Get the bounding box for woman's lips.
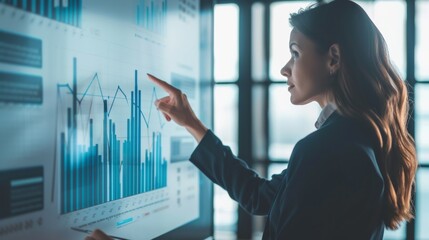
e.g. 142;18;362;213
288;85;295;91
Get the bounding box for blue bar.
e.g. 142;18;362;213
93;145;98;205
75;145;80;210
82;145;86;209
112;122;116;201
130;92;134;196
68;0;73;26
134;71;138;195
55;5;59;21
109;119;113;201
116;140;118;200
134;70;138;195
152;132;155;190
77;0;81;27
61;132;66;213
144;150;148;192
40;0;44;16
48;0;54;18
62;2;65;23
64;3;67;24
83;149;88;208
66;108;73;212
150;0;155;31
31;0;36;13
86;148;90;208
98;155;102;205
138;90;141;193
71;0;76;26
126;118;130;197
91;146;96;206
145;151;149;191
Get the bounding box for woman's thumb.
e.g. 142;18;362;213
156;101;172;114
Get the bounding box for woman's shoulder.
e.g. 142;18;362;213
293;113;377;161
302;112;372;144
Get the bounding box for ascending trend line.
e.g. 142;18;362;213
53;57;168;212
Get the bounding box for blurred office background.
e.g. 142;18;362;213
211;0;429;239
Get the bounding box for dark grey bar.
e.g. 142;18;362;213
0;72;43;104
0;30;42;68
0;166;44;219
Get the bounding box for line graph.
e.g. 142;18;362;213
56;57;167;214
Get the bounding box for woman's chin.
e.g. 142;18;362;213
289;96;308;105
289;97;300;105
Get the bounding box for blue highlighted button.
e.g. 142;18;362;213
116;217;134;227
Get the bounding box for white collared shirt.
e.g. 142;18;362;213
315;103;337;129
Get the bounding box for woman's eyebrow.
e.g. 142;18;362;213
289;42;301;50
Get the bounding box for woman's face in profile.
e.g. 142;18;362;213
280;28;333;107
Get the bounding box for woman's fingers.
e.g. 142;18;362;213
156;101;174;115
147;73;196;127
147;76;176;122
156;96;170;104
147;73;179;95
88;229;113;240
163;112;172;121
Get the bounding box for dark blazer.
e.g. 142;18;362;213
190;111;385;240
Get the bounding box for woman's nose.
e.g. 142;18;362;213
280;62;291;78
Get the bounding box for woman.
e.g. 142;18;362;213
87;0;417;239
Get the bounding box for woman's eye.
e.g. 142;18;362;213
291;50;299;58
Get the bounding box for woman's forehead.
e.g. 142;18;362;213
289;28;314;50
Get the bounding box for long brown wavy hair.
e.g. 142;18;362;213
289;0;417;230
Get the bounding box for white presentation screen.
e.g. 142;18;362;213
0;0;214;239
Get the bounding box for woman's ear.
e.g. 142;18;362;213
328;43;341;75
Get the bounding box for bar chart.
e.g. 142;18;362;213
136;0;166;35
0;0;82;27
58;58;167;214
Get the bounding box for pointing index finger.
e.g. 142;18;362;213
147;73;178;95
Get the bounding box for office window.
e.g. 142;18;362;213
252;2;266;82
383;224;406;239
268;163;288;178
358;0;406;79
252;85;267;160
415;1;429;238
416;0;429;80
268;84;320;160
214;4;239;82
417;168;429;239
416;84;429;239
269;1;313;81
213;4;239;236
268;1;321;162
416;84;429;164
214;86;238;153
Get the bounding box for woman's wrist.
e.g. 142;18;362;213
185;119;208;143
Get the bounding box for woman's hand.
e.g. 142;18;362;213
147;73;208;142
85;229;113;240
